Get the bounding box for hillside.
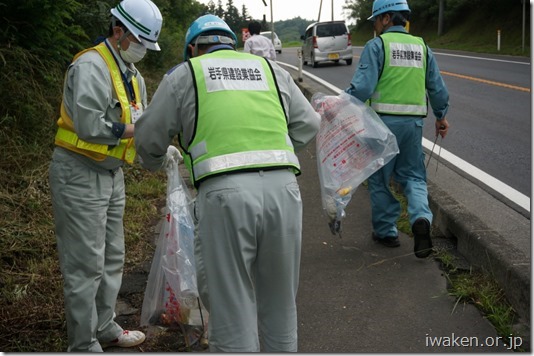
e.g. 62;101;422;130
272;4;530;56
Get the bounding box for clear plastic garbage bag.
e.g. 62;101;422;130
312;92;399;236
140;154;201;327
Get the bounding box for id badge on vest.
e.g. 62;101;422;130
130;102;144;123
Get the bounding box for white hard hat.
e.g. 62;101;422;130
111;0;163;51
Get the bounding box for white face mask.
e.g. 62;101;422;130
119;41;147;64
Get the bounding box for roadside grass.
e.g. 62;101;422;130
0;49;172;351
390;184;521;348
122;166;167;268
284;40;303;49
0;124;167;351
349;14;529;57
417;10;530;56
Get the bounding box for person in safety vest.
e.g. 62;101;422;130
134;14;320;352
48;0;162;351
345;0;450;258
243;20;276;61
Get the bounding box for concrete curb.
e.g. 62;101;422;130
429;181;531;323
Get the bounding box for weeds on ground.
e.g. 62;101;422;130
0;124;66;351
434;248;524;351
391;184;520;349
0;123;167;351
445;268;516;338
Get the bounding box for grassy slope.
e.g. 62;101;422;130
350;7;530;56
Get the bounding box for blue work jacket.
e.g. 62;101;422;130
345;26;449;120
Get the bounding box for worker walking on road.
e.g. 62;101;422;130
345;0;450;258
134;14;320;352
48;0;163;351
243;20;277;61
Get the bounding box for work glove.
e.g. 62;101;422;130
164;145;183;169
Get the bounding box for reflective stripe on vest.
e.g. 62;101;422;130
370;32;427;116
54;41;139;164
186;50;300;187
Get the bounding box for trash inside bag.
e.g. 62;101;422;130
312;92;399;236
140;153;205;328
163;165;197;310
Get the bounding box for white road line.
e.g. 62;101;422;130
278;61;531;213
421;139;531;212
434;52;530;65
278;62;342;94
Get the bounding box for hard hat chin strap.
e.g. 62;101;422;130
111;16;131;44
118;29;131;44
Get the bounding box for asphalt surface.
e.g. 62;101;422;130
289;67;530;352
114;65;531;353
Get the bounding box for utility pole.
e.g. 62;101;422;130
437;0;444;36
522;0;526;53
331;0;334;21
270;0;274;46
262;0;267;28
261;0;274;47
318;0;323;21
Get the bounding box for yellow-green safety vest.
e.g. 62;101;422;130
370;32;428;116
54;41;139;164
183;50;300;187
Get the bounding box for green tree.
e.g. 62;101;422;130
0;0;87;140
0;0;209;141
141;0;206;69
241;4;251;22
343;0;373;25
224;0;241;32
0;0;87;61
271;17;315;41
215;0;225;18
206;0;216;14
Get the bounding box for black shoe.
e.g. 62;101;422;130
412;218;433;258
372;232;400;247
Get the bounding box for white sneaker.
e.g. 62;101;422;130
101;330;146;348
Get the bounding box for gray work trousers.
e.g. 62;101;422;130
194;169;303;352
49;148;125;352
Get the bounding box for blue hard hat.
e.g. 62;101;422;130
183;14;237;60
367;0;411;20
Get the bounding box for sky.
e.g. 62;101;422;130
196;0;353;23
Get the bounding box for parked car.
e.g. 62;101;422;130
301;21;353;67
260;31;282;53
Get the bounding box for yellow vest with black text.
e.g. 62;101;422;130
370;32;428;116
184;50;300;187
54;42;139;164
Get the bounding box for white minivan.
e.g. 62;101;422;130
301;21;353;67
